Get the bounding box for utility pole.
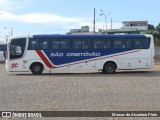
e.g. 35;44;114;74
100;10;111;33
4;27;13;37
6;35;8;44
11;28;13;36
93;8;96;34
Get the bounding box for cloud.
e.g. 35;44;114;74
0;10;86;25
0;0;31;11
18;13;83;25
0;11;16;20
0;10;122;34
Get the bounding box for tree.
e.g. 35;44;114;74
156;23;160;31
148;24;154;31
153;23;160;46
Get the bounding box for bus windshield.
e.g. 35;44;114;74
10;38;26;59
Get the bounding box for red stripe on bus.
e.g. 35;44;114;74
36;50;53;68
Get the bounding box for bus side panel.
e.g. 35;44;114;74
77;61;96;70
124;49;152;69
54;64;78;70
102;54;124;70
151;48;155;67
25;51;50;71
55;60;96;70
9;59;25;71
147;34;155;68
96;59;103;69
9;50;47;72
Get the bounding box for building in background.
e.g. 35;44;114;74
122;21;148;30
107;21;148;34
68;21;149;35
68;26;97;34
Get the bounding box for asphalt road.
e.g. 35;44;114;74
0;63;160;120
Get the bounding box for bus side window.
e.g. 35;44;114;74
39;39;49;50
81;40;90;49
72;39;90;50
113;39;124;49
51;40;60;49
144;38;150;49
72;40;81;49
0;45;2;51
125;39;132;49
61;39;70;49
28;39;37;50
93;39;102;49
134;39;143;49
103;39;111;49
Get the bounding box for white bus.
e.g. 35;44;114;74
0;44;6;62
5;34;155;74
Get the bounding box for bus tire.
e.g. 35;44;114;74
30;63;43;75
103;62;117;74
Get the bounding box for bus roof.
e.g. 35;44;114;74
33;34;150;39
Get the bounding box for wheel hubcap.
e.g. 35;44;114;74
34;66;40;72
109;66;112;70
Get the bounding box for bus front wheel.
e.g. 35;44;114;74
103;62;116;74
30;63;43;75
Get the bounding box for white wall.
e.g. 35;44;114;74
124;26;148;30
123;23;148;30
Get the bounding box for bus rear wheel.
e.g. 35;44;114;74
103;62;116;74
30;63;43;75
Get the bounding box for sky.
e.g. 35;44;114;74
0;0;160;42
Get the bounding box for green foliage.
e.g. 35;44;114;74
156;23;160;30
153;32;160;46
145;30;153;34
148;24;154;31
